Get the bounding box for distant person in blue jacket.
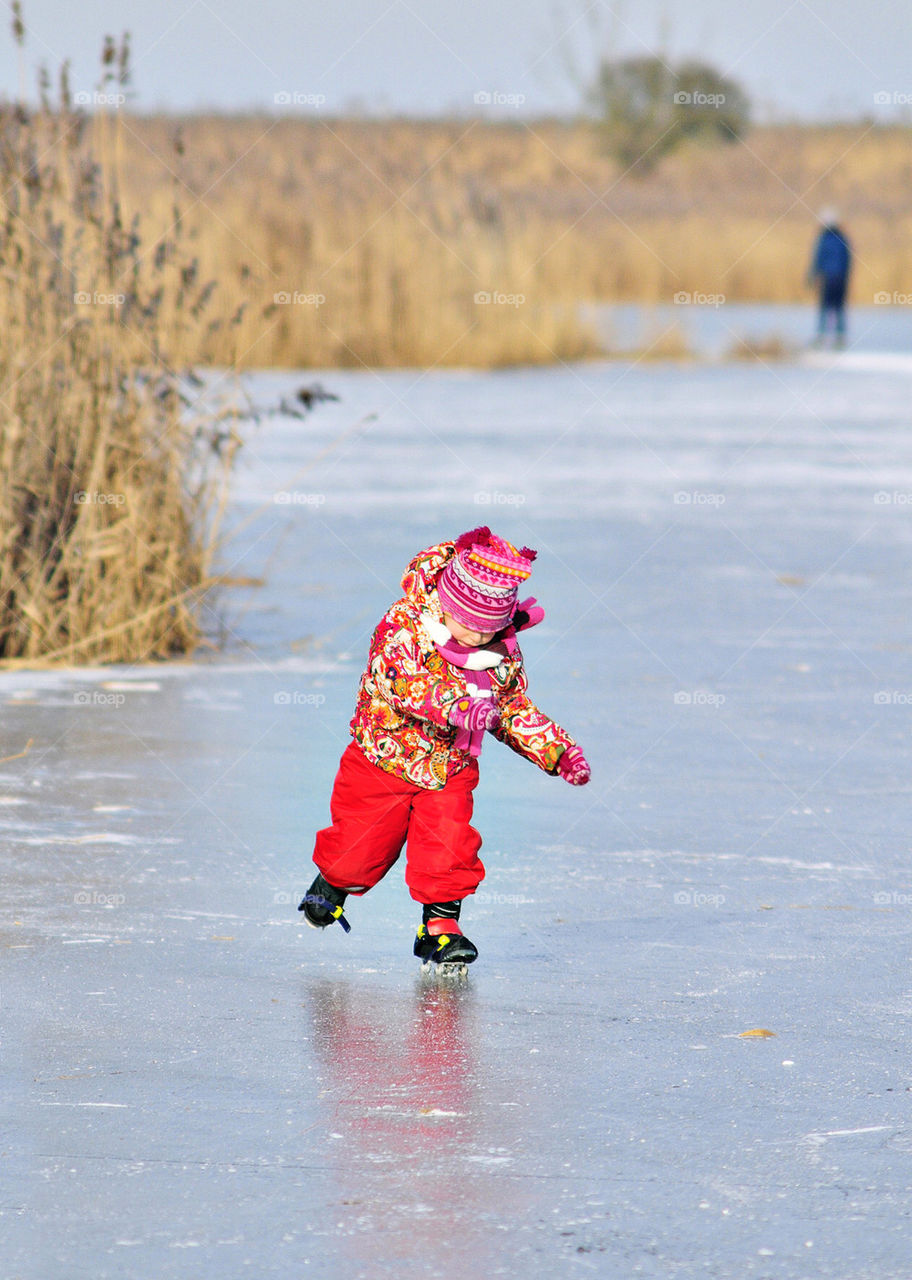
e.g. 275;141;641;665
808;208;851;348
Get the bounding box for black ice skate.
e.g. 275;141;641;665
414;901;477;975
298;873;351;932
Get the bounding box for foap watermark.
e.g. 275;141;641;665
74;291;125;307
674;91;726;106
274;91;326;108
874;691;912;705
74;889;126;906
874;491;912;505
74;90;125;108
474;290;525;308
474;891;534;906
874;291;912;305
674;690;725;707
273;291;325;307
75;490;125;506
674;889;725;907
674;291;725;307
73;691;125;709
474;90;526;108
274;691;326;707
474;490;526;506
873;890;912;905
674;491;725;507
273;491;325;506
874;91;912;106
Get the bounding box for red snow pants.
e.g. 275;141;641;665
313;741;484;905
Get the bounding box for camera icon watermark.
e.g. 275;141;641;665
674;91;725;107
874;90;912;105
874;690;912;705
474;290;525;307
74;889;126;906
273;691;327;707
673;491;725;507
474;491;526;506
873;291;912;305
74;291;126;307
74;90;125;108
673;290;725;307
674;690;725;707
874;889;912;905
274;91;326;108
73;690;126;708
272;491;326;506
474;891;534;905
74;490;126;506
273;291;325;307
674;889;725;907
473;90;525;108
874;491;912;505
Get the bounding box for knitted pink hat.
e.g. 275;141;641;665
436;527;536;632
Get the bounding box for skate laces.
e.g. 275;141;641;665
415;920;477;968
321;898;351;933
299;892;351;932
416;920;464;956
425;917;463;938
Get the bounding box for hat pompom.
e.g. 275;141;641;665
518;546;537;563
455;526;492;553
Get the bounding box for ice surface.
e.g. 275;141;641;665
4;339;912;1277
596;301;912;361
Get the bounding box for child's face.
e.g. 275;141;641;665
443;612;497;647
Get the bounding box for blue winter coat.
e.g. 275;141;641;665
812;227;851;281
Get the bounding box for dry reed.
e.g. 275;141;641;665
106;115;912;370
0;47;237;664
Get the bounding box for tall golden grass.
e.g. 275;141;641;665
109;114;912;369
0;64;238;664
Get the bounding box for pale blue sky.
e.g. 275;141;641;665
1;0;909;120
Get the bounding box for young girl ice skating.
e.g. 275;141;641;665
299;527;590;969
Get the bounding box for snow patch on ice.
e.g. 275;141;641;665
0;653;335;692
751;854;873;874
805;1125;892;1141
802;352;912;374
101;680;162;691
17;832;140;846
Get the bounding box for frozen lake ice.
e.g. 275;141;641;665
595;300;912;360
4;344;912;1277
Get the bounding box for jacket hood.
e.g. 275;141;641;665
400;540;456;615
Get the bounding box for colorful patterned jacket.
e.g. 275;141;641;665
349;539;577;789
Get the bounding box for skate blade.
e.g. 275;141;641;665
420;960;469;980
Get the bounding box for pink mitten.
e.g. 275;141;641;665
448;695;501;735
557;746;590;786
513;596;545;632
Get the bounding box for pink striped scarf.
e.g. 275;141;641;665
421;606;541;757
